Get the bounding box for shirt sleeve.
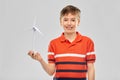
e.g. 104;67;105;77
48;41;55;63
86;39;96;63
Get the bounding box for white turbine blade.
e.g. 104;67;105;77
32;16;43;35
33;16;36;26
32;30;35;51
33;16;36;31
32;16;37;51
32;16;44;51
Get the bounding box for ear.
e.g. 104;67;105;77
77;19;80;26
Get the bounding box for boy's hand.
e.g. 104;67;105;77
28;50;43;62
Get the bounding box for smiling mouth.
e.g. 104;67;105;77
66;26;73;30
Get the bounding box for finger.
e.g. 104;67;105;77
32;52;34;56
34;54;38;59
28;50;33;55
28;52;33;56
33;54;38;60
28;51;34;57
35;52;38;55
35;53;40;58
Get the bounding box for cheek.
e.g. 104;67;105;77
60;21;63;26
60;20;64;26
61;22;66;27
72;22;77;26
75;21;80;26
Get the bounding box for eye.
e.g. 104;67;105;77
64;19;68;21
71;19;75;22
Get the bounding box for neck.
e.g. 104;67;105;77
64;32;77;42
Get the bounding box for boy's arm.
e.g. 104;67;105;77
28;50;55;76
87;63;95;80
39;58;55;76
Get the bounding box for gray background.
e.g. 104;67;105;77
0;0;120;80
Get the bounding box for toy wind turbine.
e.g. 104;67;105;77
32;17;43;51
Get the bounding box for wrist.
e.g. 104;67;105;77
38;58;43;62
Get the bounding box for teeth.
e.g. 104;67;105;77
66;27;72;29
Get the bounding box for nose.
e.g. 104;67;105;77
68;20;71;25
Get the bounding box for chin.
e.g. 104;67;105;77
64;31;76;34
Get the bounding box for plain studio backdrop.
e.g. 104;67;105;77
0;0;120;80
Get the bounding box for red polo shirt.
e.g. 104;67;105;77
48;32;96;80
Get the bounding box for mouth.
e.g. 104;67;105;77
65;26;73;30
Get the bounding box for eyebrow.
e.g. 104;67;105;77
63;17;76;20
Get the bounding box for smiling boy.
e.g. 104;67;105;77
28;5;96;80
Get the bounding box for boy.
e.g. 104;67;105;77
28;5;96;80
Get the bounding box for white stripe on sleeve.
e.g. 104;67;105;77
86;52;95;55
48;52;54;55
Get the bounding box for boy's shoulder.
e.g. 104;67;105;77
81;35;94;44
82;35;92;40
49;35;62;44
77;32;94;43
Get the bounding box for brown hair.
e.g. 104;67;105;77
60;5;81;20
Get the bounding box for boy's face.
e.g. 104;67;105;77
60;13;80;34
